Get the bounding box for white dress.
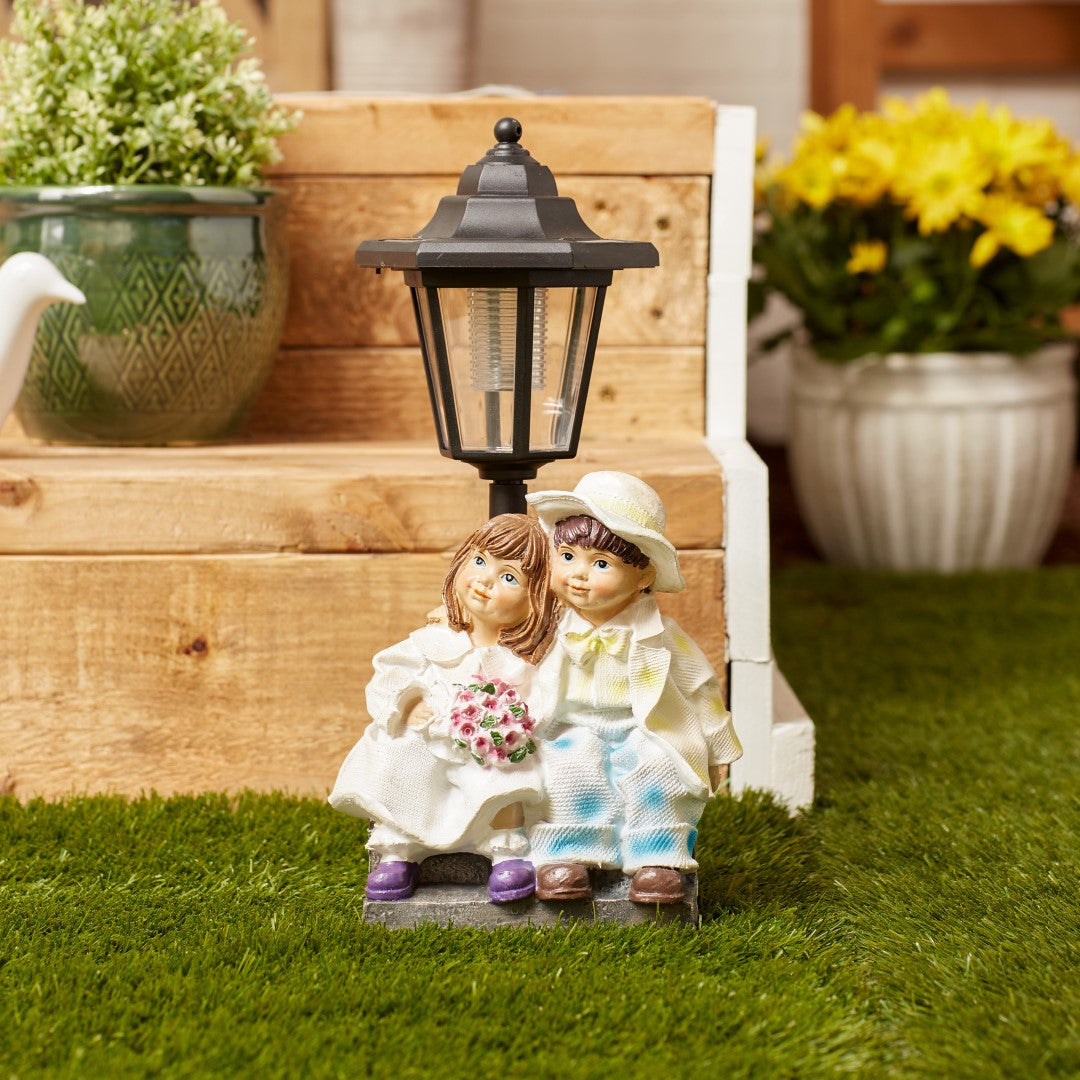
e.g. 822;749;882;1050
328;624;544;858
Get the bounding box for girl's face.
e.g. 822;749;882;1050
552;543;656;626
455;548;531;643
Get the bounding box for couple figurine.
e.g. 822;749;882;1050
329;471;742;907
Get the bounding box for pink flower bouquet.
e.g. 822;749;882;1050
449;676;537;767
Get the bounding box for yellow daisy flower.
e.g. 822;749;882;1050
894;137;991;234
778;150;838;209
846;240;888;275
970;195;1055;268
1060;156;1080;206
837;135;897;205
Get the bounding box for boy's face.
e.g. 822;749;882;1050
552;543;656;626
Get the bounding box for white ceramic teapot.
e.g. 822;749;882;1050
0;253;86;430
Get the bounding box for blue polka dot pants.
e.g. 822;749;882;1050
529;722;706;872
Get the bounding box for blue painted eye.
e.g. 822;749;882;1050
473;555;486;568
595;558;610;570
560;551;574;563
500;572;519;587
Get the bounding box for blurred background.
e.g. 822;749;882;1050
41;0;1071;450
6;0;1075;556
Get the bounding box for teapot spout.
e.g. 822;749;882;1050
0;253;86;432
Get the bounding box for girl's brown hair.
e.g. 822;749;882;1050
443;515;559;664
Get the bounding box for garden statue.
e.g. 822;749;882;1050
330;471;741;916
525;471;742;905
329;514;558;904
0;253;85;429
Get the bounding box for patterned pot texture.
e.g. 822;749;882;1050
789;344;1078;570
0;185;288;444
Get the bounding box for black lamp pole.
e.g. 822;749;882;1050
356;118;657;518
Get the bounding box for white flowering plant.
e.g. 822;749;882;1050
0;0;297;187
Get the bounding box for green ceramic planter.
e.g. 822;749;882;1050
0;185;289;444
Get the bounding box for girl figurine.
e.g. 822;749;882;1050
329;514;559;904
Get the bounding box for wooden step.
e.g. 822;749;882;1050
0;438;724;554
0;438;728;801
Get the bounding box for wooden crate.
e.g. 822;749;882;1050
0;96;750;802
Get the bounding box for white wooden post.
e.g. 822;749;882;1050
705;105;814;811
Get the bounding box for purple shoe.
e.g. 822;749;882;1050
365;860;420;901
488;859;535;903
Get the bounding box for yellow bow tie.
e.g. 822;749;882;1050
564;626;631;666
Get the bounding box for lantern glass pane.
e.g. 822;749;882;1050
535;286;597;452
414;287;450;448
434;285;597;455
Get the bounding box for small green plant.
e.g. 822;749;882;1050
0;0;297;187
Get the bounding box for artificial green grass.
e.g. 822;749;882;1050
2;566;1079;1078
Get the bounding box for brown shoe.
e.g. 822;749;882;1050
536;862;592;901
628;866;685;904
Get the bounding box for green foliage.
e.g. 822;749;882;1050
773;566;1080;1076
755;92;1080;360
755;195;1080;361
0;0;297;187
2;568;1080;1076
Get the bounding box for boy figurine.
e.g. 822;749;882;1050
526;471;742;905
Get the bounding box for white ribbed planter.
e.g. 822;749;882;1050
789;345;1078;571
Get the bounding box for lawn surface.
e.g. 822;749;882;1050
2;566;1078;1078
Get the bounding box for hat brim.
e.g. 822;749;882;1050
527;488;686;593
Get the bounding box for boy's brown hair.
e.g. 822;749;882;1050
552;514;651;570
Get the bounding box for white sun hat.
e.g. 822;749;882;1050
526;470;685;593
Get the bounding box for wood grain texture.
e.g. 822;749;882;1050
246;345;705;441
881;2;1080;73
278;175;709;350
0;439;725;554
0;549;725;800
811;0;1080;114
221;0;330;91
810;0;880;113
270;96;717;177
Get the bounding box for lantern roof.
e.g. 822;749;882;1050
355;117;660;272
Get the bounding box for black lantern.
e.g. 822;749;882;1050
356;117;659;517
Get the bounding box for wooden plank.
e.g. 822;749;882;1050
0;549;725;800
882;2;1080;73
247;345;704;442
277;175;709;350
810;0;880;113
0;439;725;555
271;96;717;177
221;0;330;91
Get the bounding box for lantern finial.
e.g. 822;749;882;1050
494;117;522;145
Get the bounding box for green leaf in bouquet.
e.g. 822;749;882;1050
508;705;525;718
480;715;497;729
490;731;504;746
453;740;468;749
479;683;496;695
508;748;528;763
525;741;536;755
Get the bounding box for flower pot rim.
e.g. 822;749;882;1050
797;341;1077;371
0;184;283;207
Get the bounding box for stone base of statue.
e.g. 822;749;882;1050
362;853;699;929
